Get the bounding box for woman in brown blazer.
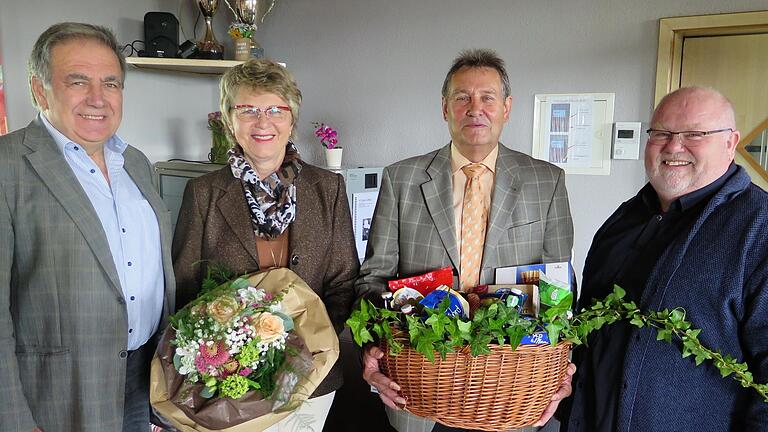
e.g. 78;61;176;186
172;59;359;429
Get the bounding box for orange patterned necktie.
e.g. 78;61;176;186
459;163;488;291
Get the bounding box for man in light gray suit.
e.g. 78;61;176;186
0;23;174;432
356;49;575;432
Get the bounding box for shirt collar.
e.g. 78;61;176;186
450;143;498;175
39;113;127;156
642;163;738;213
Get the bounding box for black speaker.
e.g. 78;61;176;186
143;12;179;58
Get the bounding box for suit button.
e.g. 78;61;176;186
119;350;128;359
291;254;299;266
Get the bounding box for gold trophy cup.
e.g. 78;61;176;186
224;0;277;58
196;0;225;59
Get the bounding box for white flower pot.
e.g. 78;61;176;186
324;147;343;168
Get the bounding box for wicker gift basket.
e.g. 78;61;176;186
380;332;571;431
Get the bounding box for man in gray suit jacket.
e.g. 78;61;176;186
0;23;175;432
356;49;575;432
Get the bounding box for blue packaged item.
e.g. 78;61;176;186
479;287;528;314
520;331;550;345
419;287;469;318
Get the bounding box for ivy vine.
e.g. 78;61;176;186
346;286;768;402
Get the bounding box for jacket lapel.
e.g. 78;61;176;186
288;168;320;275
422;145;459;269
216;174;260;265
21;118;124;298
479;145;523;284
484;145;522;254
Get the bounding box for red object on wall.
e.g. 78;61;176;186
0;44;7;135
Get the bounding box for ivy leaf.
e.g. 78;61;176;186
547;322;563;347
415;338;436;363
457;320;472;340
656;328;673;343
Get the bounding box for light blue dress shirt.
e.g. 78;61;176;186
40;114;164;350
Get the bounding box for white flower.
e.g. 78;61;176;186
238;286;267;304
178;354;197;375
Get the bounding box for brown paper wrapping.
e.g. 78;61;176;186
150;268;340;431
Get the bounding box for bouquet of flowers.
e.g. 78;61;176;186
151;268;340;432
171;276;302;401
227;23;255;40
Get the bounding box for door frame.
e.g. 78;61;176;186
653;10;768;182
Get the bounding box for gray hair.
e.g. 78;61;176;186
28;22;126;108
219;59;302;139
441;49;511;99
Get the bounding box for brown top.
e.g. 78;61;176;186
256;230;290;269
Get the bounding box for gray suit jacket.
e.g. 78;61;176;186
355;143;573;300
0;118;176;432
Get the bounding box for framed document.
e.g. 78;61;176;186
532;93;615;175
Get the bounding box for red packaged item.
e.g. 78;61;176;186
387;267;454;296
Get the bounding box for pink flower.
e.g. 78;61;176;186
195;341;230;372
312;122;340;149
239;367;253;376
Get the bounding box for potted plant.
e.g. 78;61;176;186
208;111;231;164
313;122;342;167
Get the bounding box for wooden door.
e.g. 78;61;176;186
654;11;768;190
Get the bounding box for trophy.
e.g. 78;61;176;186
196;0;224;59
224;0;278;59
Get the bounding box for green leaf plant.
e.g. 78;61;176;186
347;286;768;402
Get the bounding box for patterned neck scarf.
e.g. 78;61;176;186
228;142;303;240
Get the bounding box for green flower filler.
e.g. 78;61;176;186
220;375;250;399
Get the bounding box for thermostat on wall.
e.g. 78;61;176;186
612;122;642;160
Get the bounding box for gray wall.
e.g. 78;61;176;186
2;0;766;288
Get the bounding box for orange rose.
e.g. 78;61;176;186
207;295;241;324
255;312;284;342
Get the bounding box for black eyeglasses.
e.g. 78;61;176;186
646;128;733;145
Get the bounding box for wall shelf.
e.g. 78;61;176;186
125;57;243;75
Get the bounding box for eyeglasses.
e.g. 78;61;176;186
646;128;733;145
231;104;291;122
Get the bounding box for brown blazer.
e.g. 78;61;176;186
172;163;359;396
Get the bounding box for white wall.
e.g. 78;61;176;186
2;0;766;287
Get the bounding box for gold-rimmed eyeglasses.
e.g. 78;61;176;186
231;104;291;122
646;128;733;145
